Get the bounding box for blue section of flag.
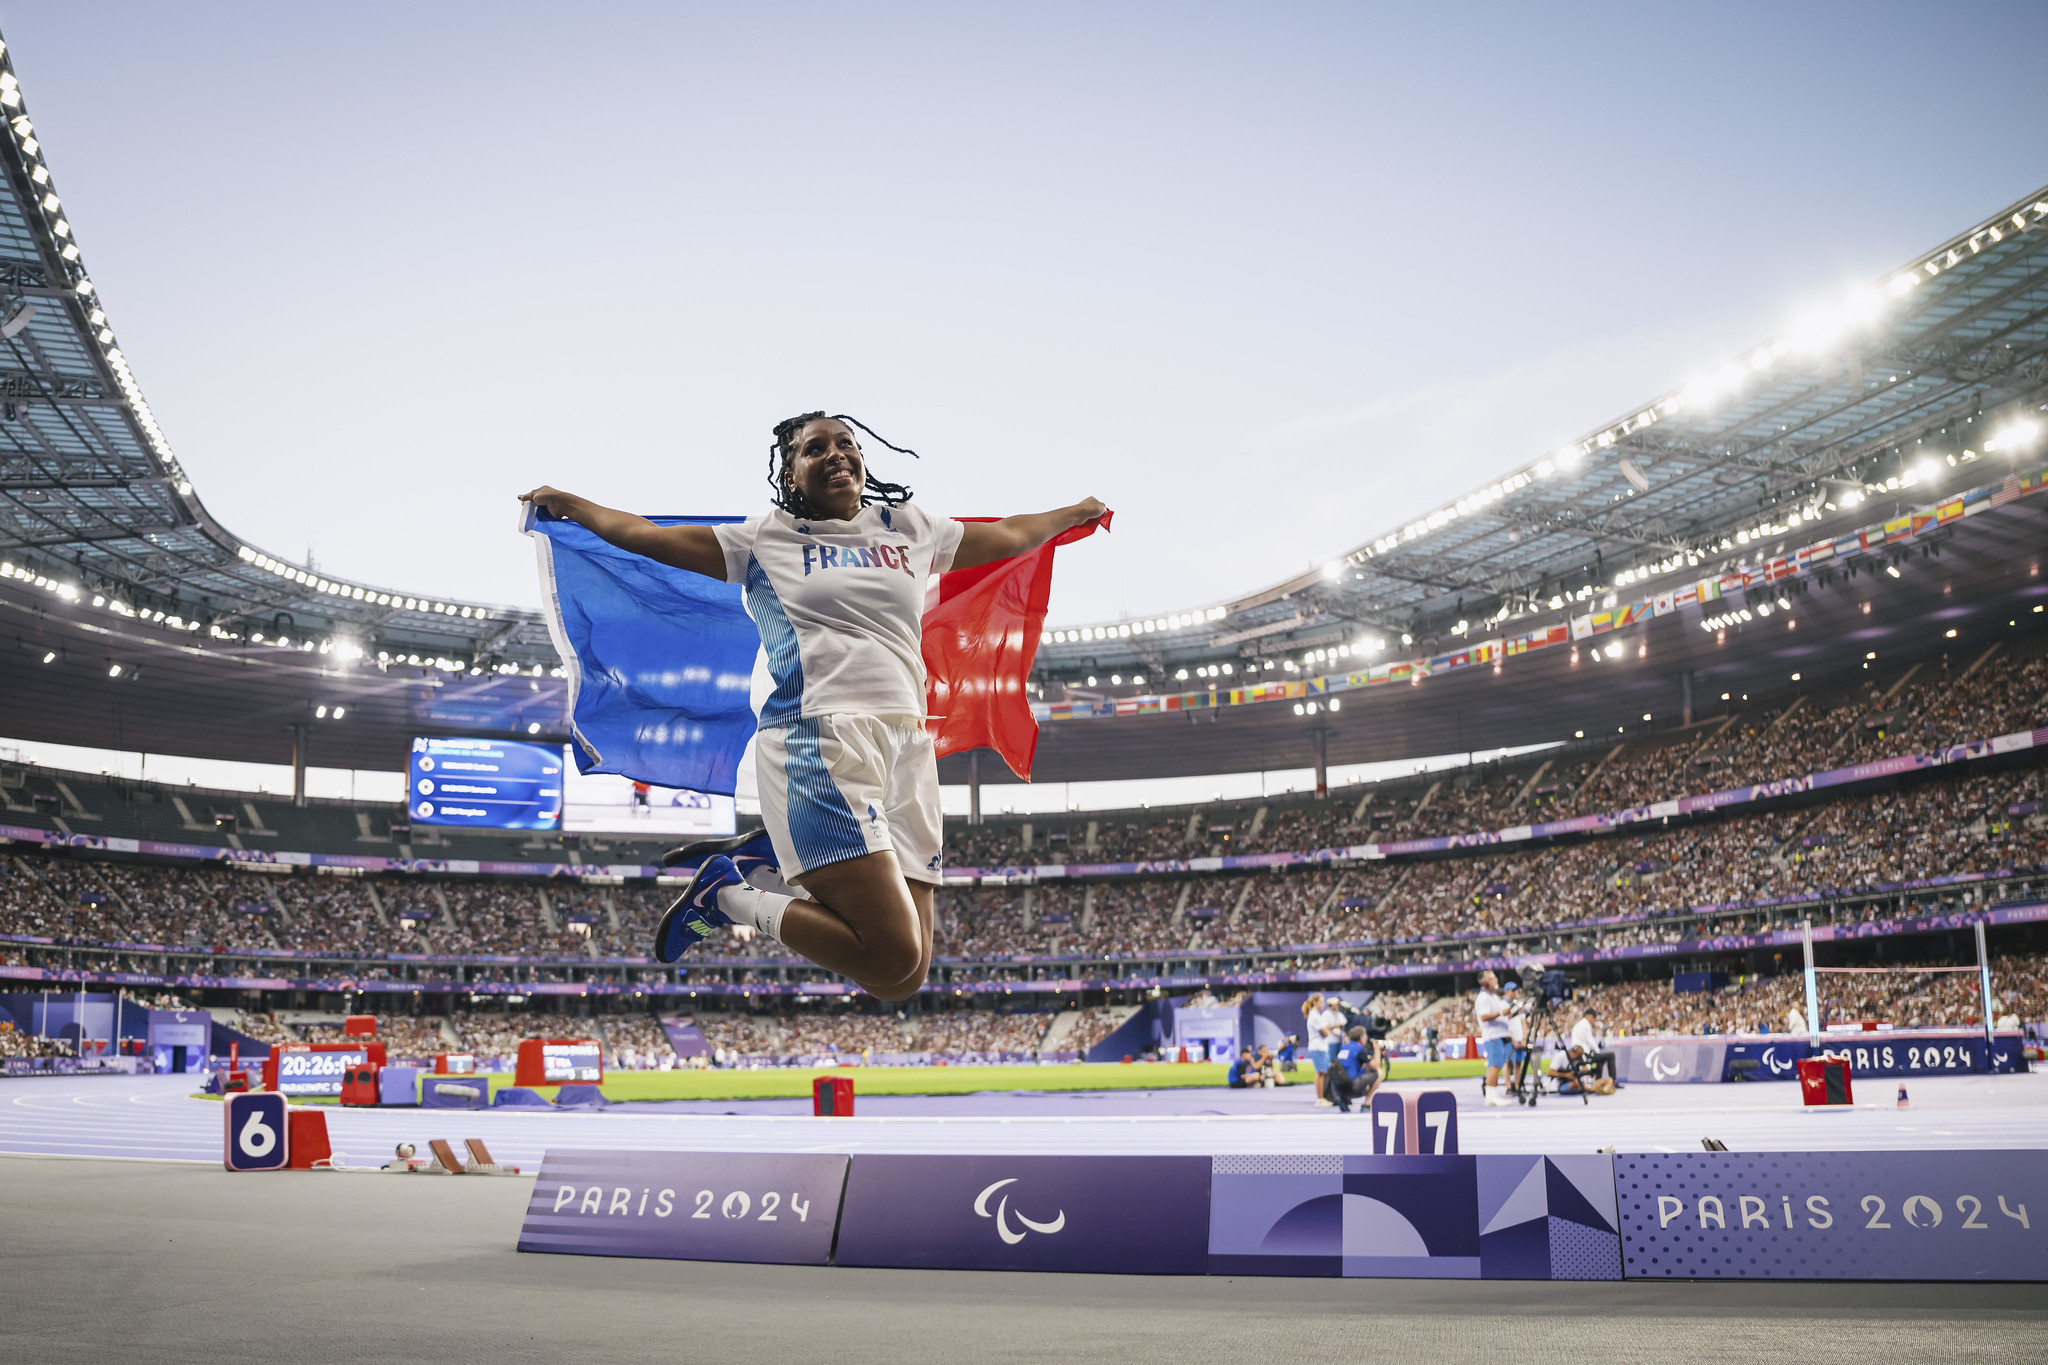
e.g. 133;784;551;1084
527;508;760;797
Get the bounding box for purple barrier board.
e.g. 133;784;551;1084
519;1150;848;1265
1207;1154;1620;1280
834;1154;1210;1274
1613;1030;2029;1084
1614;1151;2048;1280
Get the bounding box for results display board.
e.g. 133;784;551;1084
408;737;561;829
272;1047;368;1097
560;768;735;838
516;1038;604;1086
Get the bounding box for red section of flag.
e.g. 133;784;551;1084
922;512;1111;779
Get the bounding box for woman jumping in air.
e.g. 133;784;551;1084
520;411;1104;1001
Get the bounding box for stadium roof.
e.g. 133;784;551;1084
0;35;558;679
1032;184;2048;685
0;20;2043;784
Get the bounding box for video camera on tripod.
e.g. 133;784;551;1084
1329;998;1391;1041
1503;964;1576;1107
1517;964;1573;1008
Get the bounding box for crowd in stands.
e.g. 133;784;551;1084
1064;1004;1136;1056
600;1015;676;1068
0;1023;74;1058
942;647;2048;868
911;1010;1050;1055
3;757;2041;973
1386;950;2046;1043
300;1015;446;1056
684;1007;1059;1058
454;1012;599;1059
1;646;2043;981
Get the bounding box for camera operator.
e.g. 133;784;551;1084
1474;970;1513;1107
1569;1005;1618;1091
1326;1025;1385;1112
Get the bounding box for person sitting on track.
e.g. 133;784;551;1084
522;412;1103;1002
1226;1049;1258;1088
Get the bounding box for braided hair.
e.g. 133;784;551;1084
766;411;918;519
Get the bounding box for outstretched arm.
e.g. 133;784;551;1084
520;486;727;580
952;497;1108;572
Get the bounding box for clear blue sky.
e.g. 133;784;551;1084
7;2;2043;626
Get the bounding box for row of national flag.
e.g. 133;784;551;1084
1039;461;2048;723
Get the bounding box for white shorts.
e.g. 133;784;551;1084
755;713;944;886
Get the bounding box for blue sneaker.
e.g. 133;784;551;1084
663;828;777;879
653;854;743;963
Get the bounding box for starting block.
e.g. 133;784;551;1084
286;1108;333;1169
1798;1055;1854;1106
1367;1089;1460;1155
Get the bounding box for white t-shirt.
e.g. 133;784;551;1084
715;503;963;728
1310;1006;1345;1048
1475;989;1510;1039
1785;1006;1809;1035
1570;1017;1599;1054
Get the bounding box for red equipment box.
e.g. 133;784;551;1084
435;1053;477;1074
342;1014;378;1038
1798;1055;1853;1106
286;1108;333;1169
814;1075;854;1116
339;1062;381;1107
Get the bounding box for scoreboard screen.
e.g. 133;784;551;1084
274;1048;367;1097
541;1042;603;1083
408;737;561;829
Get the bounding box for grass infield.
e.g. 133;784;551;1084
218;1057;1485;1105
474;1056;1482;1103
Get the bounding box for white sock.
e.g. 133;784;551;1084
716;883;792;941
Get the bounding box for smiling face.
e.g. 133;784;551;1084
783;418;865;520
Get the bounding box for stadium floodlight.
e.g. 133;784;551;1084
333;707;345;719
1328;697;1340;712
1220;663;1233;675
107;663;121;677
1885;564;1902;579
40;650;53;663
315;705;328;718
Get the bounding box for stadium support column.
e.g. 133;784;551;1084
1311;727;1328;798
968;749;981;826
290;723;310;808
1976;919;1995;1049
1802;919;1819;1041
1680;671;1694;728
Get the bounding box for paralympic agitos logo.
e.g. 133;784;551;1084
973;1178;1066;1245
